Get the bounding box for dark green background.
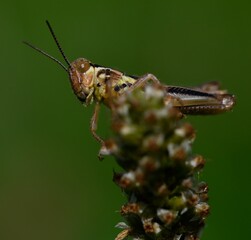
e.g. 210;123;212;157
1;1;250;239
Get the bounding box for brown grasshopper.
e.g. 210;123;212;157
24;21;235;145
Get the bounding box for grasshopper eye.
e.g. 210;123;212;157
77;59;90;73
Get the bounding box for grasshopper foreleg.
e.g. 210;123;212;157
90;102;104;145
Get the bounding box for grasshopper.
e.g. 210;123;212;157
23;21;235;145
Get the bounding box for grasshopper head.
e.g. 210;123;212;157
69;58;95;106
24;22;96;106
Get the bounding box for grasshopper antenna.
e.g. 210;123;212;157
45;20;71;68
23;41;68;72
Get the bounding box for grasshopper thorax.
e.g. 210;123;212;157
69;58;95;105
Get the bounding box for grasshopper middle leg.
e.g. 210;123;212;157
127;73;161;93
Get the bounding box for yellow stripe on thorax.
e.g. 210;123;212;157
93;67;137;104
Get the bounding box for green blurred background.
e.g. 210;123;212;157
1;0;250;239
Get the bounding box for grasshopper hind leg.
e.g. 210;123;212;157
165;85;235;115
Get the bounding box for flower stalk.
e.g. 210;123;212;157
100;85;209;240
